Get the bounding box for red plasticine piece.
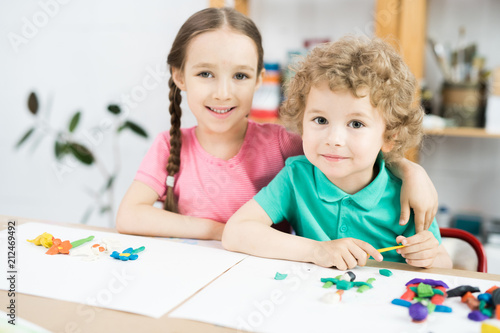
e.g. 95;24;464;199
496;305;500;320
431;286;447;305
431;294;445;305
401;284;418;301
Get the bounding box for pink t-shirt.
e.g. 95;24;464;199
134;120;303;223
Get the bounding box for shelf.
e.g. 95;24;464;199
424;127;500;139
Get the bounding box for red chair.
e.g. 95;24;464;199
440;227;488;273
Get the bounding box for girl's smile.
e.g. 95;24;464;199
206;105;237;119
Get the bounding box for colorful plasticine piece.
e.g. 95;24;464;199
322;281;334;289
406;278;449;289
434;304;452;313
336;280;354;290
321;290;344;304
357;278;376;293
27;232;53;248
70;236;95;249
447;285;480;297
394;278;452;323
379;269;393;277
417;283;435;298
274;272;288;280
110;246;145;261
392;298;412;307
341;271;356;282
481;322;500;333
409;302;428;323
469;310;490;322
46;238;72;255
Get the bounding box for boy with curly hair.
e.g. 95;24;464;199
222;36;452;270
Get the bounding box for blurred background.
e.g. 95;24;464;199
1;0;500;269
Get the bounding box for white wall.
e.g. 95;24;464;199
0;0;205;227
1;0;499;228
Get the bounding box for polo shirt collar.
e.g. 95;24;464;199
314;152;388;210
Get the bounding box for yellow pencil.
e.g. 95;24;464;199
376;245;405;253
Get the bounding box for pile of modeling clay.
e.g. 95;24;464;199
27;232;144;261
319;271;375;304
447;285;500;321
391;278;452;323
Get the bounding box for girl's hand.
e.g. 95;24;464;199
312;238;382;270
399;162;438;233
396;232;439;268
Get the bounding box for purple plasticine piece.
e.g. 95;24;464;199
468;310;489;321
405;278;449;289
409;302;428;322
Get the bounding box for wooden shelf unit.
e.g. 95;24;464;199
424;127;500;139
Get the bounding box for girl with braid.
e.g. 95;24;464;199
116;7;439;241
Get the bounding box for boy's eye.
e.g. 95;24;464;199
198;72;213;78
313;117;328;125
234;73;248;80
349;120;364;129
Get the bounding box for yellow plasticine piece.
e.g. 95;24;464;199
120;253;131;257
27;232;53;248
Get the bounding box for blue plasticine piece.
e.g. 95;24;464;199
478;293;493;304
434;305;453;313
391;298;411;307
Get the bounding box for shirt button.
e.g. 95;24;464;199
340;225;348;232
343;199;351;206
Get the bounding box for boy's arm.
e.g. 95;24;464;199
388;157;438;233
222;199;383;269
222;199;317;262
116;180;224;240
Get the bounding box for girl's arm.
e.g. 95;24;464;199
388;158;438;233
116;181;225;240
222;199;382;269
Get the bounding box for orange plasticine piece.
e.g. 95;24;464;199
461;291;475;303
46;238;72;255
486;286;499;294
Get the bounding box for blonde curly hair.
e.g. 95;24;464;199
281;35;424;164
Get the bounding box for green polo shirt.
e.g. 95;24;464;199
254;154;441;263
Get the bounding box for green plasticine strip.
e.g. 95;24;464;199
131;246;145;254
320;278;339;284
70;236;95;249
323;281;334;288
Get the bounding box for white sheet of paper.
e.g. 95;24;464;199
0;222;246;318
170;256;500;333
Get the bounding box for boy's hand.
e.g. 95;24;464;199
312;238;383;270
396;231;439;268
